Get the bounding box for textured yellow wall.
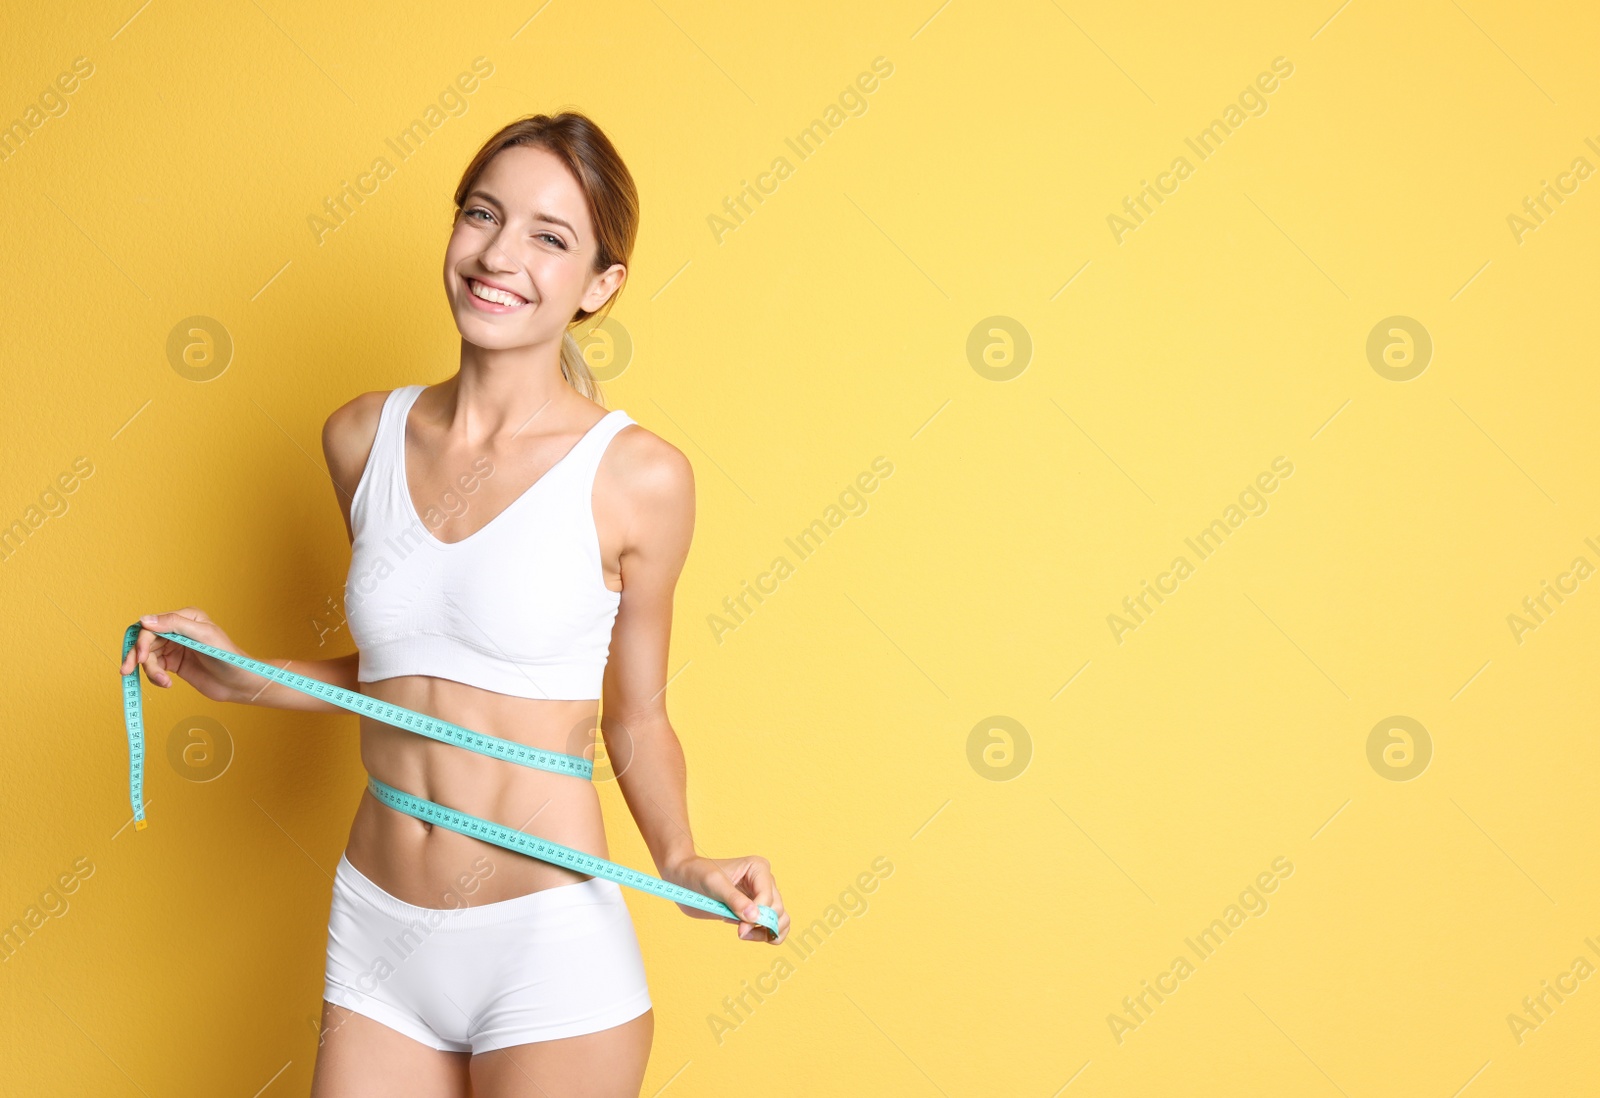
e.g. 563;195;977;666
4;0;1599;1094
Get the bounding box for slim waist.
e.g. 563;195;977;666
334;850;623;929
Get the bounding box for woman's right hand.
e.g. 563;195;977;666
118;608;255;703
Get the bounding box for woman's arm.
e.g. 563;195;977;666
118;611;361;714
231;649;361;712
598;427;789;944
599;432;703;873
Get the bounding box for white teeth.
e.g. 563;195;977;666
469;279;527;306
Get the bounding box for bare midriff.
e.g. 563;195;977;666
341;674;607;909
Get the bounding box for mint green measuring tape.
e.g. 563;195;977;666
119;623;779;935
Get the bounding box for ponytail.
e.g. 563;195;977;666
559;329;603;405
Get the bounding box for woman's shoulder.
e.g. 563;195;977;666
601;413;690;493
321;388;400;497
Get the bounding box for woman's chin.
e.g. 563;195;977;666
453;320;562;353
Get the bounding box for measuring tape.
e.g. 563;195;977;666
119;622;780;936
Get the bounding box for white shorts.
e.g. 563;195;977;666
322;852;652;1054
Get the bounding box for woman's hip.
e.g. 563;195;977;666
322;850;651;1053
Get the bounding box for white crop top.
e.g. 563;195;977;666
343;384;634;700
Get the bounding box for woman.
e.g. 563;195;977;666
117;112;789;1097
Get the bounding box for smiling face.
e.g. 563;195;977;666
443;143;625;352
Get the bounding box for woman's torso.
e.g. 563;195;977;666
344;679;607;906
337;383;633;908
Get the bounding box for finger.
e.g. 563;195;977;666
131;623;160;670
744;920;782;943
739;917;777;943
732;857;780;934
698;872;763;936
122;629;150;677
734;861;786;942
761;888;788;945
142;644;172;688
140;611;201;641
145;631;182;688
138;612;208;684
736;861;783;941
121;625;154;674
742;860;778;909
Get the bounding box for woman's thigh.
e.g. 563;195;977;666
469;1009;654;1098
310;1000;472;1098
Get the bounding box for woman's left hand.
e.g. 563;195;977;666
664;854;788;944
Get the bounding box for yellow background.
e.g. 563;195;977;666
4;0;1599;1093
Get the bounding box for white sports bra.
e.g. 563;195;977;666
343;384;635;701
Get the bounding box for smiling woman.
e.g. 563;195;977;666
443;122;640;405
119;112;789;1098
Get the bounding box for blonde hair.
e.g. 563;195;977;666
453;112;640;405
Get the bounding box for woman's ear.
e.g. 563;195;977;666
582;263;626;313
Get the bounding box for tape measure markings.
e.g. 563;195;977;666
367;775;777;932
119;624;591;820
119;623;778;935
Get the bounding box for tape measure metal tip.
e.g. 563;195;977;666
134;819;148;831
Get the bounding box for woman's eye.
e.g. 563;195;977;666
538;232;566;249
466;208;492;223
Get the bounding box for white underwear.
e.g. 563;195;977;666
322;852;652;1053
